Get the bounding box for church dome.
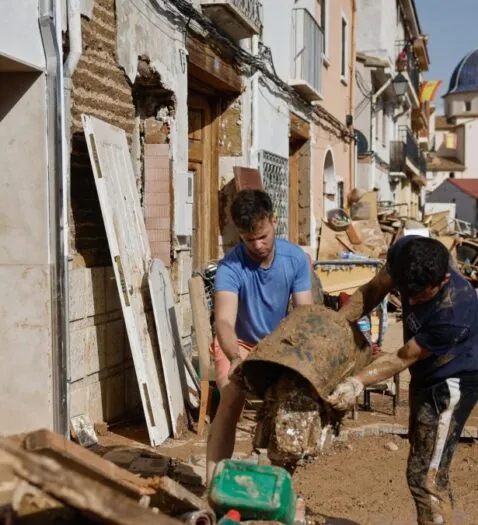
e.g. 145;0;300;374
447;48;478;95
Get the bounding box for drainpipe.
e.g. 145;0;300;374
251;34;260;168
39;0;69;436
62;0;83;436
64;0;82;78
349;0;357;189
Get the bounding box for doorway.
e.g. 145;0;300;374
323;149;337;214
289;113;311;246
188;92;219;269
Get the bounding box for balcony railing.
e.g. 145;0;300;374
395;41;420;97
200;0;262;40
289;8;324;101
233;0;262;29
390;126;426;176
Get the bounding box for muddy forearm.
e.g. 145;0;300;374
216;320;241;362
339;286;379;323
355;352;408;387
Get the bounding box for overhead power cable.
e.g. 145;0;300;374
157;0;354;140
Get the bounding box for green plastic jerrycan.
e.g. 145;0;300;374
208;459;296;524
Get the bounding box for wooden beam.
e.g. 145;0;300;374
0;438;180;525
187;35;242;93
23;429;149;499
290;112;310;141
188;276;214;438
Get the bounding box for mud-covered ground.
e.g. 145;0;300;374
104;319;478;524
294;435;478;525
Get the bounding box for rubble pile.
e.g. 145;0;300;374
254;372;341;469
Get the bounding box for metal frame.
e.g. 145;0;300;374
259;150;289;239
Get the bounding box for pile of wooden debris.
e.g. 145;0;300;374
0;428;214;524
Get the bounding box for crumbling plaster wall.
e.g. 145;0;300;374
68;0;141;425
115;0;193;349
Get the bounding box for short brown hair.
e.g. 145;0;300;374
230;190;273;232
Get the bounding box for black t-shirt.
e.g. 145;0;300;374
387;236;478;384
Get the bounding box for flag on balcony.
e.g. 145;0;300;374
419;80;442;103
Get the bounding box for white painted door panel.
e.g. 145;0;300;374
82;115;170;446
148;259;188;436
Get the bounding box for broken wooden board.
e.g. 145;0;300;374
318;220;353;259
22;429;150;500
148;259;190;437
0;438;181;525
352;220;388;258
147;476;213;516
22;429;213;517
82;114;170;446
315;264;380;295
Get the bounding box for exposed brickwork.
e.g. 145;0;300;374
144;144;171;267
69;0;135;266
71;0;134;136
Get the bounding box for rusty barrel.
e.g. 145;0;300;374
241;304;372;401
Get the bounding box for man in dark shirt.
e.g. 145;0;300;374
329;236;478;525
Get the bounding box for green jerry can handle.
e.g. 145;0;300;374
208;459;296;525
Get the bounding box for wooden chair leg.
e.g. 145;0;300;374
197;380;211;438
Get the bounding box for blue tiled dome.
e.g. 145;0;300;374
448;49;478;94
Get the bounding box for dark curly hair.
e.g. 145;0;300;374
230;189;274;232
393;237;450;296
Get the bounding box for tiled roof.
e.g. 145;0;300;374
435;116;454;130
447;48;478;95
448;179;478;199
427;156;466;172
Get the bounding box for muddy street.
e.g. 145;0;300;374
293;435;478;525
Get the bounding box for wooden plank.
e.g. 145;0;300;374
188;93;217;267
151;476;213;515
0;439;180;525
188;276;213;382
289;145;300;244
210;99;220;261
290;112;310;140
148;260;188;438
187;35;242;93
336;235;355;253
188;276;214;438
315;266;378;295
22;429;150;498
82;115;170;446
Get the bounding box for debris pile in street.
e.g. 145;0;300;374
0;429;212;524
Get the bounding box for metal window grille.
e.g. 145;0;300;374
259;150;289;239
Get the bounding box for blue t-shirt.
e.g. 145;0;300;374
214;239;312;344
387;236;478;383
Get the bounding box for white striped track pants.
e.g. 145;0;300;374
407;374;478;525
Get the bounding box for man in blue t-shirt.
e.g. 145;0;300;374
329;235;478;524
206;189;313;485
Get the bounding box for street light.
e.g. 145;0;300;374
391;72;409;97
373;73;410;102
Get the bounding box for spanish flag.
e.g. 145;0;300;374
419;80;442;103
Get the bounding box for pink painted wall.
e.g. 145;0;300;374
312;0;354;224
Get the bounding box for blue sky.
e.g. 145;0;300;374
415;0;478;105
